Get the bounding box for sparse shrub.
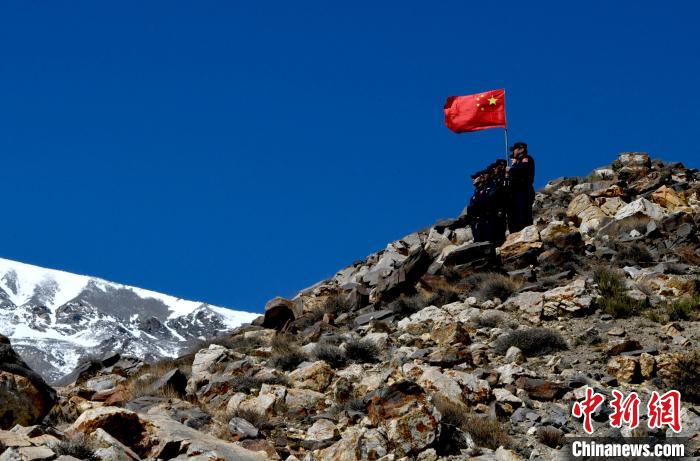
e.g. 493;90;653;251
322;293;354;314
464;413;511;450
665;351;700;404
425;287;461;307
664;295;700;321
475;310;506;329
473;273;519;301
294;307;325;331
344;338;380;364
433;396;472;455
334;396;368;415
188;334;266;356
124;359;191;401
388;294;427;318
537;426;564;448
268;334;308;371
599;294;647;318
593;266;625;295
388;287;460;319
313;342;347;369
230;408;271;430
592;266;647;318
615;242;653;265
494;328;568;356
52;435;99;461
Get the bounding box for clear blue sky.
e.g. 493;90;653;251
1;2;698;313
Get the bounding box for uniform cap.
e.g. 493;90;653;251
508;142;528;152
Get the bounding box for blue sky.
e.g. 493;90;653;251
1;2;698;313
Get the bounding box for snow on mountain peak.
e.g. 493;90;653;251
0;256;260;382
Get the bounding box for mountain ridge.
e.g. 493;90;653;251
0;257;258;382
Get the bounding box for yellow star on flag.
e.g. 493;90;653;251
488;96;498;105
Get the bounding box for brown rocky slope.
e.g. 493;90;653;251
0;152;699;460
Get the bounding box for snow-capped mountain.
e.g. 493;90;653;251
0;257;259;382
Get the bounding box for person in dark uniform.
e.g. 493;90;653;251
486;159;509;245
467;168;506;246
506;142;536;233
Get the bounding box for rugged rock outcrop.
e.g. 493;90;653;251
0;334;57;429
1;153;699;460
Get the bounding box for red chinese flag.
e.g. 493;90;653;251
444;89;506;133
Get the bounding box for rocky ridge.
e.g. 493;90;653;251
0;152;699;460
0;258;258;382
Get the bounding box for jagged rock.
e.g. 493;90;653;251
542;278;594;317
0;335;57;429
639;352;655;380
427;242;495;275
304;419;339;449
426;345;471;367
366;381;440;456
228;417;259;439
289;361;334;392
313;426;388;460
285;388;327;412
606;339;642;356
402;363;462;404
430;321;470;346
540;221;582;250
495;446;522;461
85;374;125;392
72;407;148;452
617;152;651;173
651;185;690;212
599;196;626;216
262;296;296;330
514;377;567;401
239;384;286;417
615;197;665;221
505;346;525;364
607;356;640;383
498;225;542;266
91;427;141;460
424;228;452;258
504;291;544;321
397;306;453;335
141;413;268;460
186;344;235;394
151;368;188;396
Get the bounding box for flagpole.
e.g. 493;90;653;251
504;126;510;167
503;89;509;167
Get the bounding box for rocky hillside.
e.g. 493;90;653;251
0;152;698;460
0;258;259;382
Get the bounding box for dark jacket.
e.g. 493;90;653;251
509;154;535;189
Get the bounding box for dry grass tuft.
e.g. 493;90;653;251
665;350;700;404
51;434;99;461
344;338;380;364
432;395;511;454
462;272;519;301
268;334;308;371
494;328;568;356
313;342;347;369
536;426;565;448
592;266;647;318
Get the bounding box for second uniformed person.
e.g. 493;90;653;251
507;142;535;233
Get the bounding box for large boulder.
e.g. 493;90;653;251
312;426;388;460
72;406;268;460
614;198;665;221
498;225;543;267
261;297;297;331
366;381;440;457
0;335;57;429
